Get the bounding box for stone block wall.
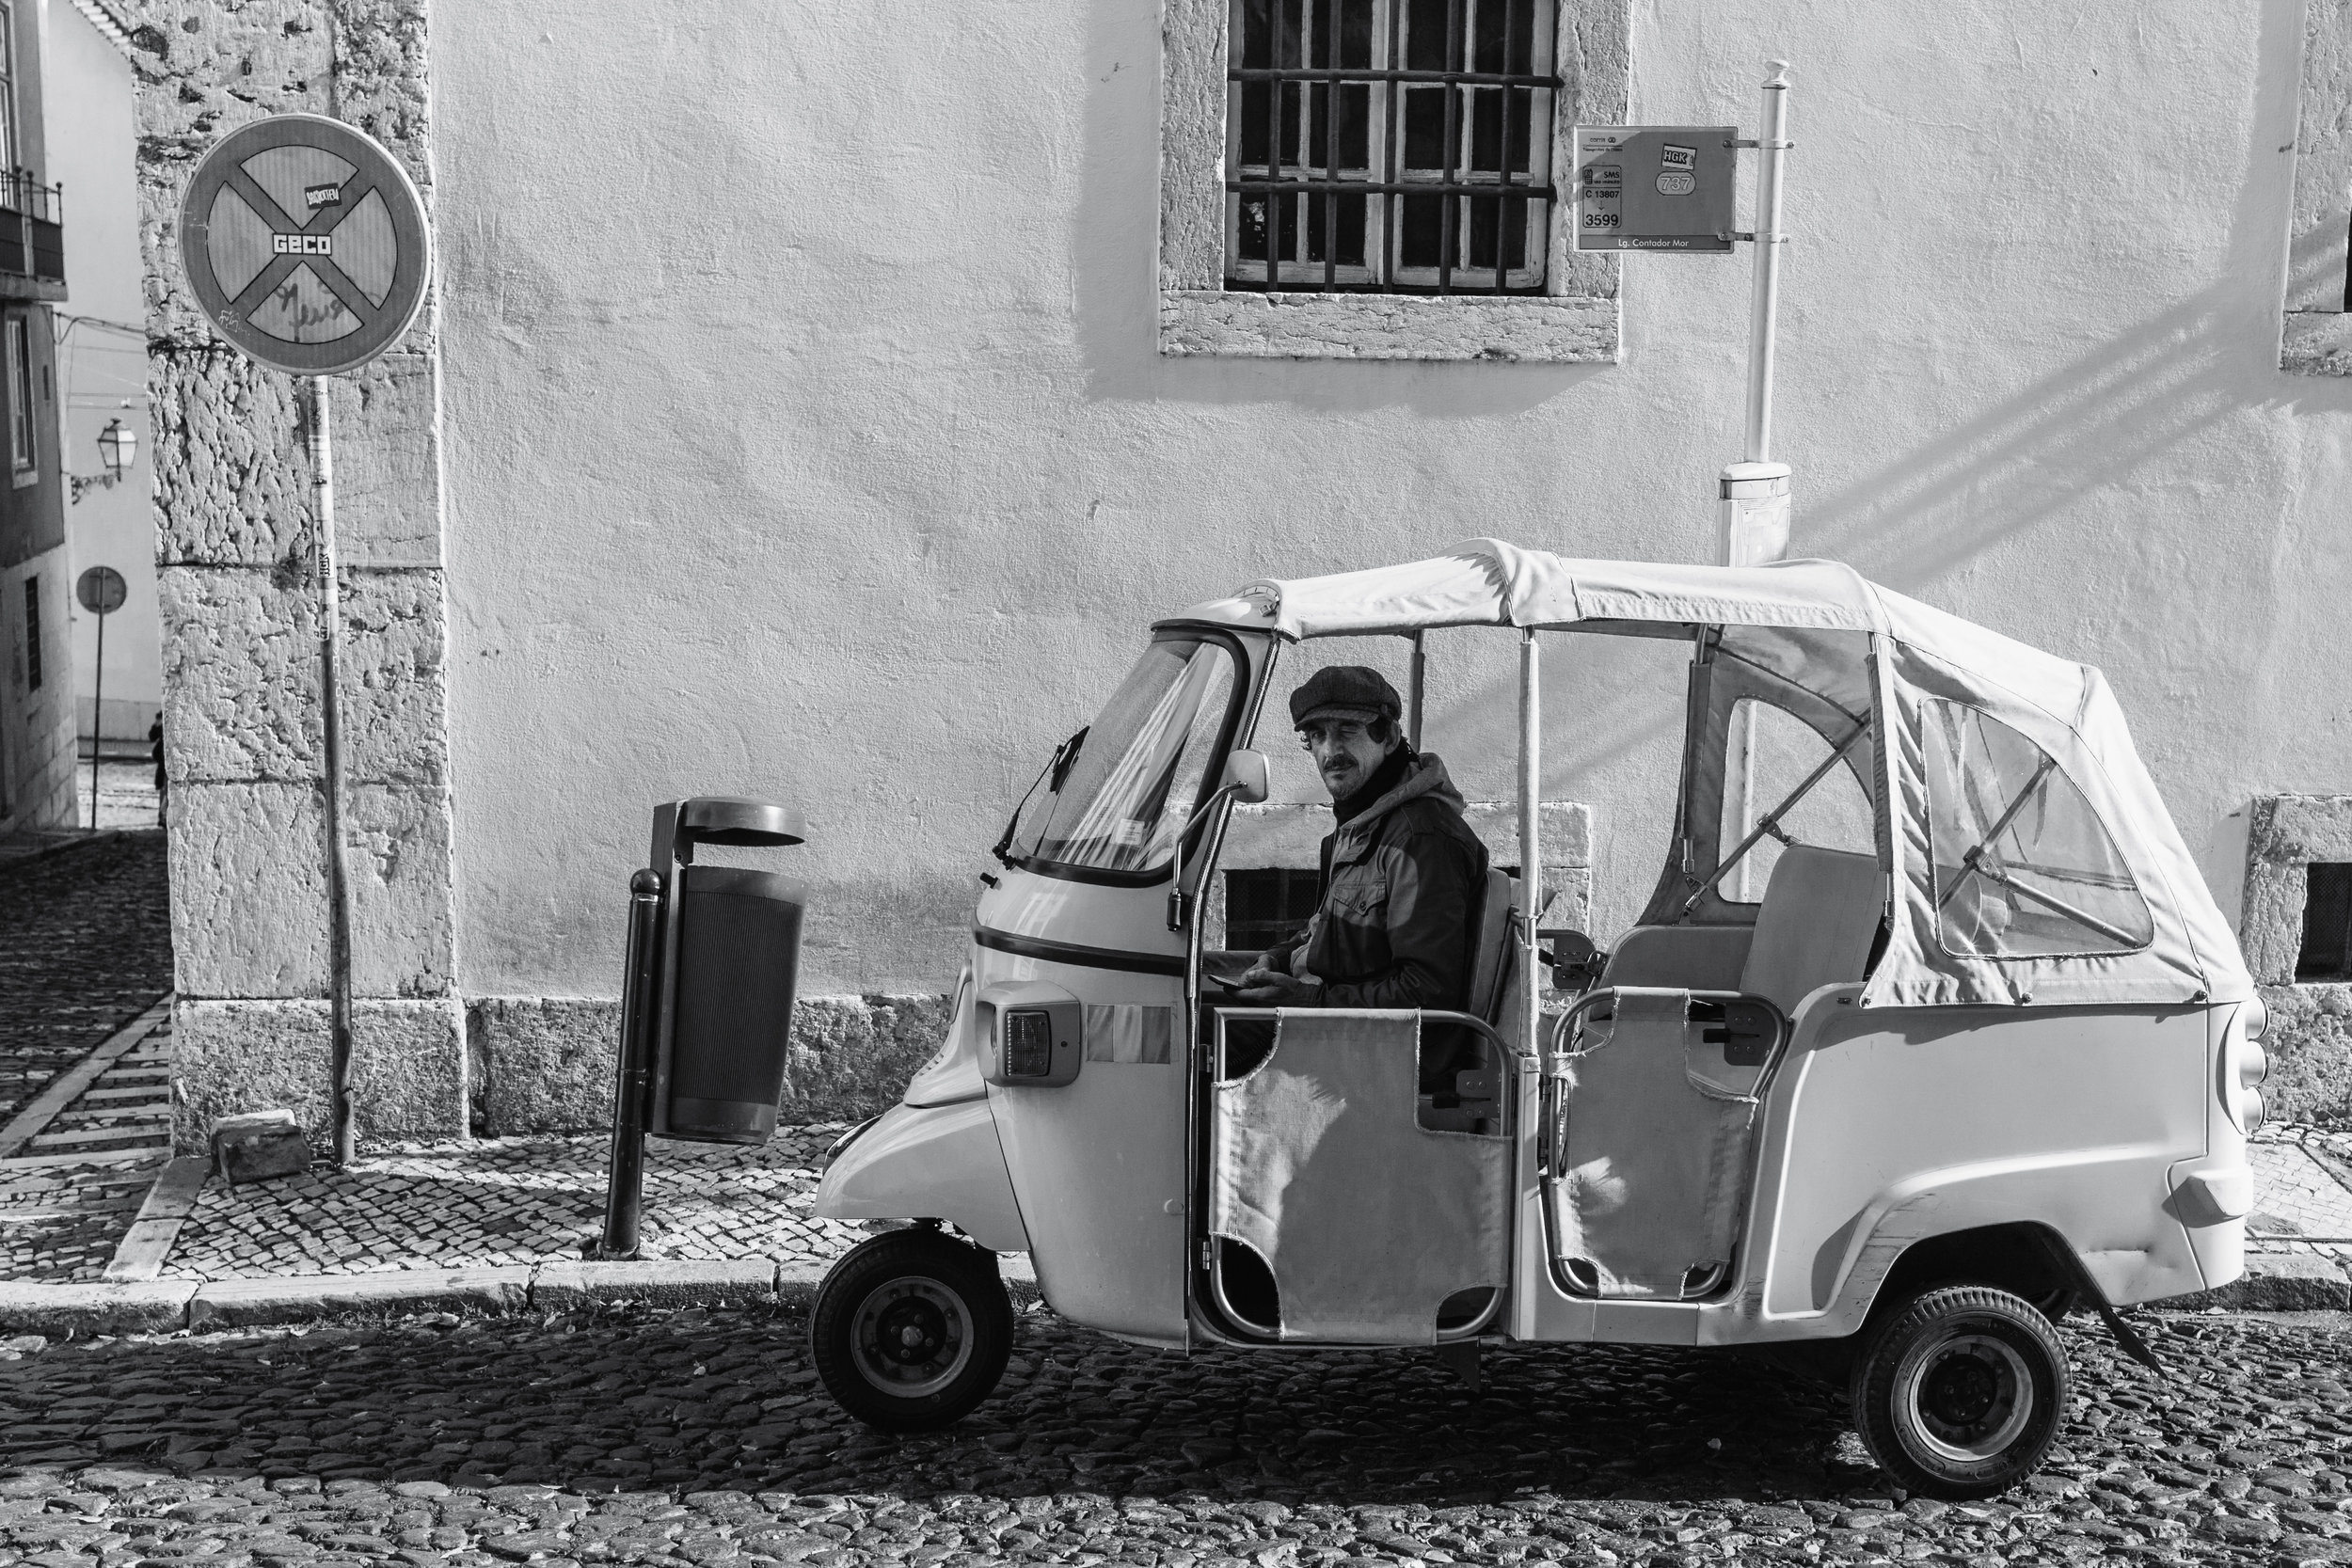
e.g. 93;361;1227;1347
132;0;466;1148
469;994;956;1135
2238;795;2352;1126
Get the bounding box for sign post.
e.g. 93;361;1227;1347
1576;63;1798;895
178;114;432;1164
74;566;127;831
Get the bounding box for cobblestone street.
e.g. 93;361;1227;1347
0;833;171;1125
0;1305;2347;1565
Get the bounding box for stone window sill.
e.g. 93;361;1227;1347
1158;289;1618;362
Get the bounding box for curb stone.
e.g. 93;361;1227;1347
2163;1253;2351;1312
0;1253;1044;1334
532;1259;783;1310
186;1266;537;1328
0;1281;197;1336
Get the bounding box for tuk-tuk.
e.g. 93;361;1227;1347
810;541;2265;1499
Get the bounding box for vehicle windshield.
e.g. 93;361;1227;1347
1004;635;1241;878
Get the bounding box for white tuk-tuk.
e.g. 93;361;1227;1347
810;541;2265;1499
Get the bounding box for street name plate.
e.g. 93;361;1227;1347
178;114;432;375
1572;126;1737;252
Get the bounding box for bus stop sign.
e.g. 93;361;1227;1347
1572;126;1738;252
178;114;431;375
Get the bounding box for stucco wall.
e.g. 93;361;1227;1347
429;0;2347;1026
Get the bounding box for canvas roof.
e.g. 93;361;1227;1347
1180;539;2251;1010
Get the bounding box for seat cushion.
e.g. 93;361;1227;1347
1463;867;1516;1025
1738;846;1885;1017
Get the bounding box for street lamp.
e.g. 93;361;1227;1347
97;418;135;478
70;417;138;502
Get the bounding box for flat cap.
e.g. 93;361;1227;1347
1290;665;1404;727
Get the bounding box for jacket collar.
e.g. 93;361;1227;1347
1333;752;1468;841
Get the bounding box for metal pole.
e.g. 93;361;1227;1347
1407;632;1426;751
1518;629;1542;1058
87;610;104;830
1743;60;1792;466
597;868;664;1258
1718;61;1796;899
307;377;358;1166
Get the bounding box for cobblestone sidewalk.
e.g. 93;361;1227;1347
152;1130;868;1284
0;1111;2340;1295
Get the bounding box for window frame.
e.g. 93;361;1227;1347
1223;0;1558;295
5;314;31;484
0;1;17;181
22;574;40;691
2282;0;2352;375
1161;0;1627;360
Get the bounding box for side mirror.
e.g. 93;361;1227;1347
1222;750;1270;805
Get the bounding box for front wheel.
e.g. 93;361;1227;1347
811;1228;1014;1431
1849;1285;2069;1499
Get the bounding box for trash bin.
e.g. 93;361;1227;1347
597;797;807;1255
653;863;807;1144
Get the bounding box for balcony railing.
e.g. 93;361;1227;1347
0;170;63;286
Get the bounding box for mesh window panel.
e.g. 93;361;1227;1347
1920;702;2153;958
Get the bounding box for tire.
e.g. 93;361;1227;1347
810;1228;1014;1432
1848;1285;2069;1500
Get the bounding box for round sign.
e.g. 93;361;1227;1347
177;114;432;377
76;566;127;616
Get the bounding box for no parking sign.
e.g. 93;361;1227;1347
178;114;431;375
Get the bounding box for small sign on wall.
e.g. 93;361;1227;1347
1572;127;1738;252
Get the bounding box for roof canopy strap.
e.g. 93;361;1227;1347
1681;714;1873;918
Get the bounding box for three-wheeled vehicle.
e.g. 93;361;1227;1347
810;541;2265;1498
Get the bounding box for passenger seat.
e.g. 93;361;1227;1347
1738;846;1887;1018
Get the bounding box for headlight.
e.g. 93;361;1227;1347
1003;1009;1056;1078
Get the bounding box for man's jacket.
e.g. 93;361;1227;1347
1273;752;1489;1010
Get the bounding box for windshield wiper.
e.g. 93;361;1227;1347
991;727;1089;867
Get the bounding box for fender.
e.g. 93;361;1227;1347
813;1099;1031;1253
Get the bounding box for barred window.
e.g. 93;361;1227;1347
1226;0;1557;294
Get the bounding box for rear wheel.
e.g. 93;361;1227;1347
1849;1285;2068;1500
811;1228;1014;1431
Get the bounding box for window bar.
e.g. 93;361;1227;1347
1231;65;1552;83
1267;0;1283;291
1322;1;1337;293
1496;1;1511;292
1438;0;1462;294
1383;0;1403;288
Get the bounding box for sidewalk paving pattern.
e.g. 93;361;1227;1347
154;1130;868;1282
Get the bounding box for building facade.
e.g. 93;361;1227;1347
133;0;2352;1143
0;0;82;837
53;0;155;778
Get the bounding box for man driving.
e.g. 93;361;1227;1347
1230;667;1490;1091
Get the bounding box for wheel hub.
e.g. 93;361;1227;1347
1898;1331;2035;1464
849;1275;974;1399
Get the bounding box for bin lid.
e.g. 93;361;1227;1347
677;797;805;847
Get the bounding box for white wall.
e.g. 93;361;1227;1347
50;2;157;748
436;0;2351;1004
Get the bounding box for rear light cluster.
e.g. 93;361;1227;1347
1004;1009;1056;1079
2223;997;2270;1135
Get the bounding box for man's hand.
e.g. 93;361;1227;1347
1232;966;1325;1006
